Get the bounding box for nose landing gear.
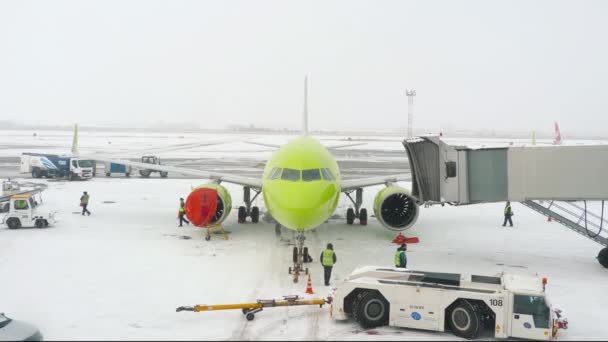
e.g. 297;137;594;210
288;233;311;283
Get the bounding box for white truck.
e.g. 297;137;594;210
1;193;56;229
331;266;568;340
20;153;94;180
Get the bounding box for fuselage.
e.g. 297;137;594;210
262;136;341;231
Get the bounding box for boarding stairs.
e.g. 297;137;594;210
521;200;608;247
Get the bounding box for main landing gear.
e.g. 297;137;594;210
344;188;368;225
288;233;313;283
238;187;261;224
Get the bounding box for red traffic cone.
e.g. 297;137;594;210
547;216;552;222
305;274;314;294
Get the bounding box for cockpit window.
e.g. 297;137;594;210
302;169;321;182
281;168;300;181
321;168;335;181
268;167;282;180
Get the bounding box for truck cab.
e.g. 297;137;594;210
1;193;55;229
21;153;94;180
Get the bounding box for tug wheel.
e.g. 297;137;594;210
447;300;482;339
246;313;255;321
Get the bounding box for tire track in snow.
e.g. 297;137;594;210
229;228;289;341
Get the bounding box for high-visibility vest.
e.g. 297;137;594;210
179;206;185;213
322;249;334;267
504;205;511;215
394;251;405;267
81;195;89;204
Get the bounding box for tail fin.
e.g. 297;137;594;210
553;122;562;145
302;76;308;136
71;123;79;155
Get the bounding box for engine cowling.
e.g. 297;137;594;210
373;187;419;231
185;184;232;227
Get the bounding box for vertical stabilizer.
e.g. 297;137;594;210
71;123;79;155
302;76;308;136
553;122;562;145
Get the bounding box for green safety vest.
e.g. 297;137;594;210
394;250;405;267
322;249;334;267
504;205;511;215
179;205;185;213
81;195;89;204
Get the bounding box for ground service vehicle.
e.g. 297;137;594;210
139;156;168;178
20;153;94;180
331;266;568;340
1;193;55;229
104;162;132;177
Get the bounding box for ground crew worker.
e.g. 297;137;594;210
394;244;407;268
320;243;337;286
80;191;90;216
503;201;514;227
178;197;189;227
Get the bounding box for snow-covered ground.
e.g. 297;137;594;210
1;131;607;340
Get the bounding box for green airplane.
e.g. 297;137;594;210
80;78;417;282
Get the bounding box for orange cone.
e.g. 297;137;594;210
305;274;314;294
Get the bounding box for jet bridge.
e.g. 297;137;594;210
403;136;608;268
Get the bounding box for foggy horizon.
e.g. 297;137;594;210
1;1;607;136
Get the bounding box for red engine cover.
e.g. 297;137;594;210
185;188;218;227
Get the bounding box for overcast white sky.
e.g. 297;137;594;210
0;0;607;134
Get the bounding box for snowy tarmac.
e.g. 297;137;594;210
1;130;607;340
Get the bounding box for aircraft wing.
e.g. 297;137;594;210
243;140;367;150
243;141;281;149
341;174;411;192
80;154;263;189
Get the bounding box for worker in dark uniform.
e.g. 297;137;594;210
320;243;337;286
80;191;91;216
394;244;407;268
178;197;189;227
503;201;514;227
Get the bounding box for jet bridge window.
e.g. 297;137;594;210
302;169;321;182
281;168;300;181
321;168;335;181
268;167;282;180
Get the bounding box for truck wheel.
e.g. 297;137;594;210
69;172;76;181
237;206;247;223
32;169;41;178
346;208;355;225
126;172;130;177
353;291;389;328
447;300;482;339
359;208;368;225
35;219;45;229
251;206;259;223
6;218;21;229
139;169;151;177
160;171;168;178
598;248;608;268
106;172;111;177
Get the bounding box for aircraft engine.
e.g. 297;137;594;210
373;186;419;231
185;184;232;227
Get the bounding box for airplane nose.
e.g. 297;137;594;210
264;181;338;230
